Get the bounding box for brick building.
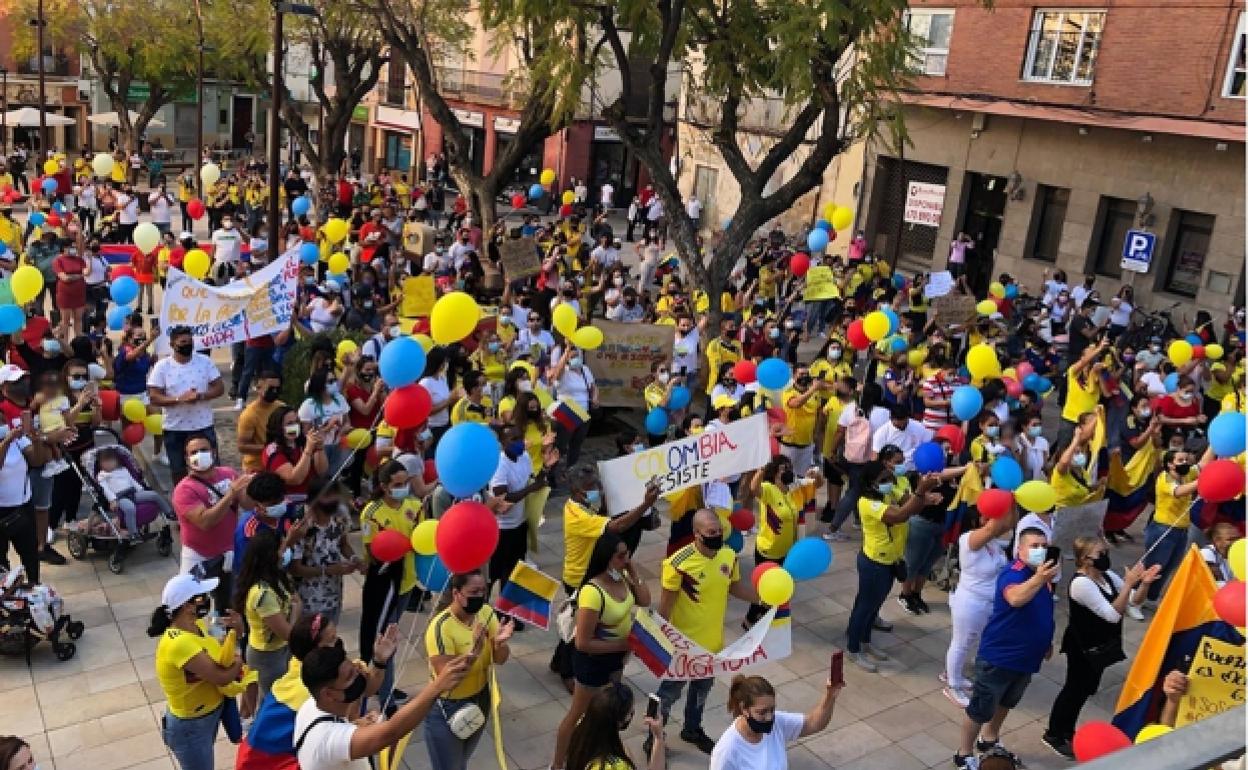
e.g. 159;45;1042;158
859;0;1245;315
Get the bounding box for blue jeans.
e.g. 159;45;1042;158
657;676;714;734
1142;519;1189;602
238;346;276;403
423;690;490;770
846;551;895;652
805;299;836;337
161;704;222;770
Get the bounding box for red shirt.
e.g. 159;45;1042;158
262;442;309;496
345;383;380;430
1157;394;1200;420
337;179;353;206
168;246;187;270
0;398;24;431
19;315;50;352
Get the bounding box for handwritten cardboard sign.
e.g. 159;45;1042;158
1176;635;1246;727
158;253;298;349
400;275;436;318
582;321;673;409
498;237;541;279
932;292;978;323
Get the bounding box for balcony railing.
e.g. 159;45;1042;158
17;55;74;77
435;67;521;108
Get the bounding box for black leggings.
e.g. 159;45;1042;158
488;523;528;590
0;503;40;584
1046;648;1107;740
48;460;84;530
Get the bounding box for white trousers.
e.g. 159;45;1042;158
945;589;994;690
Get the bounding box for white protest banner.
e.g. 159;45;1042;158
159;252;300;350
1051;500;1109;556
599;413;771;512
632;606;791;681
904;181;946;227
924;270;954;298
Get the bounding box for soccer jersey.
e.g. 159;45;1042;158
661;544;739;652
755;481;816;560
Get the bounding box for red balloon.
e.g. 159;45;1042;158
435;501;500;573
510;193;526;209
1015;362;1035;382
977;488;1014;520
423;458;438;484
790;253;810;277
120;423;146;446
935;424;966;455
46;213;61;228
847;319;870;350
1193;345;1206;359
187;198;206;220
732;359;757;385
1198;459;1246;503
1002;376;1023;399
97;389;121;422
751;561;779;589
370;528;412;563
111;265;136;280
1214;581;1246;627
384;384;432;430
729;508;755;532
1072;721;1132;762
559;203;573;217
2;193;14;204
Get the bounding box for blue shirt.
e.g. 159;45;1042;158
977;561;1055;673
233;510;290;567
113;348;153;395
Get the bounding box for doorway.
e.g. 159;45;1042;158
959;172;1008;297
231;96;254;153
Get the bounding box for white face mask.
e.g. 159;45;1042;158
518;381;532;393
189;450;214;472
656;372;670;384
1025;547;1048;569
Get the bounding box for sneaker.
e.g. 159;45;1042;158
937;671;950;686
1042;733;1076;760
942;686;970;708
40;546;67;566
234;398;245;410
914;594;931;614
897;593;921;615
976;739;1022;766
826;531;851;542
863;643;890;661
953;753;979;770
871;617;893;632
1126;604;1146;621
679;729;716;755
155;452;169;466
847;651;878;673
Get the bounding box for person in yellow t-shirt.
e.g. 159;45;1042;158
151;573;245;770
657;509;758;748
746;457;820;623
393;175;412;208
449;370;494;425
810;339;852;392
424;570;512;767
704;318;743;400
1059;339;1109;451
1050;416;1104;509
236;528;301;696
817;377;858;525
780;366;825;473
1135;449;1201;605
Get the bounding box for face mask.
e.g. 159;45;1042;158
284;423;301;439
43;340;61;355
1174;462;1192;476
1123;355;1135;364
498;315;512;327
613;277;624;287
877;482;894;496
340;673;367;703
462;594;485;614
280;547;293;568
389;486;410;500
174;342;194;357
699;533;724;551
487;342;501;353
1150;344;1161;353
569;356;583;369
745;715;774;735
768;329;781;340
828;349;842;360
1027;426;1042;438
1133;406;1152;420
984;425;1000;438
418;428;434;442
193;596;211;619
1092;552;1111;572
326;381;340;396
1178;391;1194;402
304;276;317;286
506;440;526;458
779;470;795;485
518;381;533;393
263;386;281;402
607;567;623;582
1025;547;1048;569
266;502;288;519
631;443;646;453
584;489;602;506
189;450;214;472
68;377;87;390
1072;453;1087;468
657;372;670;384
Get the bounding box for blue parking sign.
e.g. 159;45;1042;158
1121;229;1156;273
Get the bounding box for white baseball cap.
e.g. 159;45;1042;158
160;573;219;610
0;364;27;384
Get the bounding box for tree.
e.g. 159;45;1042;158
364;0;594;233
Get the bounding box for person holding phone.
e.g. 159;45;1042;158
708;674;842;770
565;683;664;770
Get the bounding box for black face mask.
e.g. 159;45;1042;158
795;377;813;389
745;715;774;735
779;470;795;485
262;386;281;402
1092;552;1111;572
1174;463;1192;476
340;672;367;703
174;342;194;357
463;595;485;615
699;534;724;552
193;596;211;619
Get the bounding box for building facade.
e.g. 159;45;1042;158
0;12;90;154
858;0;1245;314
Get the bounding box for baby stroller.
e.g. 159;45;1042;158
0;566;84;662
66;437;174;574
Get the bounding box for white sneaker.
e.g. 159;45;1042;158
46;527;56;545
847;651;878;673
234;398;245;410
864;643;890;661
943;686;970;708
1126;604;1146;621
938;671;950;685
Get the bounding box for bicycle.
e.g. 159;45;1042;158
1120;301;1182;352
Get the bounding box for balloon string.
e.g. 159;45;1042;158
378;554;450;717
1132;498;1200;567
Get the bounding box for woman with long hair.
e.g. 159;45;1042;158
419;347;458;455
746;455;819;625
709;675;841;770
0;737;35;770
233;528;301;696
262;405;328;504
496;365;533;423
298;367;350;474
551;532;651;770
566;683;664;770
511;390;556;549
941;507;1012;708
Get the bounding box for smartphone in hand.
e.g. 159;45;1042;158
830;649;845;687
646;694;661;720
1045;545;1062;566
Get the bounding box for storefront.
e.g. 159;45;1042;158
374;103;421;173
493;115;541;188
587;125;639;205
453;108;486;177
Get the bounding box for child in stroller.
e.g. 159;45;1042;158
68;441;174;573
95;446;172;541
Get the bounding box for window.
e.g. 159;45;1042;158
1164;211;1215;298
904;10;955;76
1225;13;1246;98
1027;185;1069;262
693;164;718;227
1023;10;1105;85
1090;196;1136;279
385;59;406;105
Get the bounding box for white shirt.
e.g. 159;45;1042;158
0;437;32;507
600;183;614;206
298;394;350;445
1071;285;1093;307
85;253;110;287
308;297;341;333
870;420;933;471
293;700;369;770
672;329;700;375
1019;434;1050;480
97;467;138;501
954;531;1008;602
555;363;595;410
211;227;245;264
419;375;451;427
79;184;98;210
149;190;173;224
117;193;139;225
590;245;620;268
448;241;474;271
490;450;533;529
423;250;450;274
686;198;702;219
1109;299;1133;327
709;711;804;770
516;328;555;359
148;353;220;431
646;198;663;221
1042;279;1068;305
1139;370;1167;397
1070;571;1126;623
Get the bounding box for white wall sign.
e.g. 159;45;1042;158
493;116;520;134
903;181;947;227
375;104;421;132
593;125;621;142
453;108;484;128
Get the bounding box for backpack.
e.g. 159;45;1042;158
555;583;604;643
842;408;873;463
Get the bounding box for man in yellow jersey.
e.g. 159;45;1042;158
780;365;825;474
651;509;759;757
704;318;742;414
1134;449;1201;608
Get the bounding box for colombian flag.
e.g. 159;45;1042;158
628;609;678;678
1112;546;1245;738
1103;440;1159;533
546;398;589;432
495;562;559;630
235;660;308;770
942;462;984;546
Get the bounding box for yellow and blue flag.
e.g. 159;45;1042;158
495;561;559;630
942;462;984;546
628;609;678;678
1103;439;1159;532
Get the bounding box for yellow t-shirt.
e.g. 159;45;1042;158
155;621;226;718
1154;470;1197;527
1051;466;1099;508
577;580;636;641
969;435;997;465
810;359;852;387
820;395;851;456
756;481;817;559
695;290;736;315
585;758;631;770
237;399;284;473
178;178;194;203
661;543;739;652
781;388;820;446
1061;370;1101;423
450;395;493;425
859;496;907;565
563;500;608;587
1222;391;1244;414
803;265;840;301
705;338;742;395
245;581;291;653
425;605;498;699
497;395;518;422
644;382;666;412
361;498;424;595
472;350;507;383
1206;363;1232;401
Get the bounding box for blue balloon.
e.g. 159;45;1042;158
889;336;908;353
0;305;24;334
528;183;544;201
1035;376;1053;393
1023;373;1043;392
892;274;906;289
990;456;1024;491
806;229;829;252
645;408;669;435
1004;284;1019;299
881;307;900;335
757;358;792;390
52;202;66;214
1164;372;1179;393
110;276;139;306
913;441;946;474
414;554;451;592
435;423;501;497
726;529;744;553
292;196;311;217
299;242;319;265
783;537;833;581
668;385;692;411
951;386;984;422
815;219;832;232
28;212;45;227
379;336;427;388
41;178;57;194
1185;333;1203;346
1209;412;1246;458
0;241;7;256
106;304;130;331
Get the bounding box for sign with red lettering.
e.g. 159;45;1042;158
638;606;792;681
903;181;946;227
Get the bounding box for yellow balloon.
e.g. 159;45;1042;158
324;218;350;244
1168;339;1193;367
431;291;482;345
143;413;164;436
200;162;221;187
907;349;927;369
1206;343;1225;361
540;168;556;186
552;303;579;338
328;252;350;274
43;159;59;175
989;281;1006;299
572;326;604;350
413;333;435;352
345;428;372;450
976;299;998;316
411;519;439;556
863;311;890;341
758;568;795;606
561;190;575;205
966;343;1001;381
1015;480;1057;513
821;202;838;223
122;398;148;423
133;222;161;254
11;265;44;305
184;249;211;280
1135;724;1172;744
91;153;114;177
1229;538;1247;581
336;339;358;363
830;206;853;232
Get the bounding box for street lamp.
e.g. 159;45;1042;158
28;0;47;154
269;1;317;249
0;66;8;155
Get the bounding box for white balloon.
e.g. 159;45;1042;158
133;222;161;253
91;153;114;177
200;162;221;187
